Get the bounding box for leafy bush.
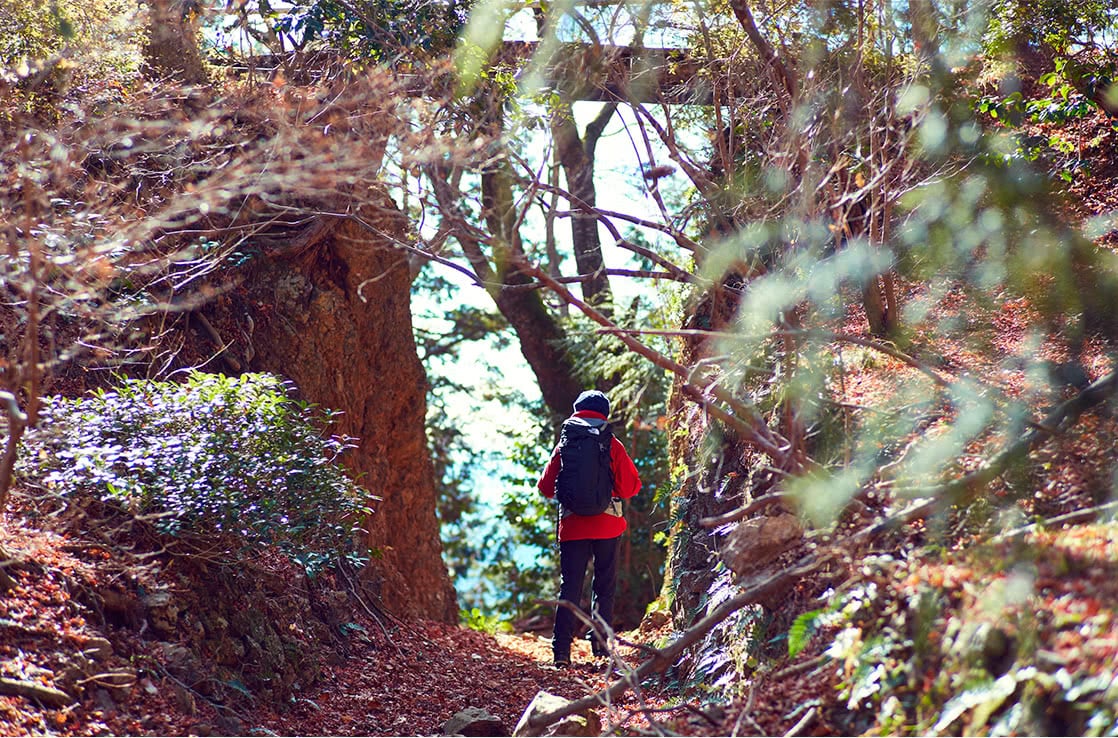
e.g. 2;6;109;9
18;372;370;574
460;607;512;634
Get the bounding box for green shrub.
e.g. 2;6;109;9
460;607;512;634
18;372;370;574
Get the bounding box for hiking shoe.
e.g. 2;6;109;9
553;655;571;667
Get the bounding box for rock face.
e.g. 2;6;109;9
215;191;458;622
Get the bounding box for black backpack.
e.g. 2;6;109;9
555;419;615;516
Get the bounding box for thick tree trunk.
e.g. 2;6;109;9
863;277;889;336
213;192;458;622
494;284;586;417
142;0;209;84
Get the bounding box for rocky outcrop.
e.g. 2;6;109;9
513;691;601;737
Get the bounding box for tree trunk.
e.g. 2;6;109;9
142;0;210;84
883;272;900;333
478;165;586;420
494;284;586;418
863;276;889;336
551;102;616;306
211;192;458;622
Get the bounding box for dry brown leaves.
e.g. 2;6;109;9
0;507;685;737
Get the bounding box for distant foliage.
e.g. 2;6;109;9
17;372;369;574
0;0;142;118
220;0;470;59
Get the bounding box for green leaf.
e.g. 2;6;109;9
788;609;823;658
452;0;514;96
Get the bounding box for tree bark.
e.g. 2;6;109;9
863;277;889;336
209;192;458;622
494;276;586;418
142;0;210;84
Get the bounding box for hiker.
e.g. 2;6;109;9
537;390;641;666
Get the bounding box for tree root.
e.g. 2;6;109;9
0;677;74;708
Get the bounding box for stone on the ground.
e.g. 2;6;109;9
546;711;601;737
513;690;601;737
442;706;508;736
83;636;114;661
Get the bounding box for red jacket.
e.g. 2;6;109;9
538;410;642;541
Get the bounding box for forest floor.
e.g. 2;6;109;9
0;504;692;737
3;502;1117;736
4;289;1118;735
0;506;701;736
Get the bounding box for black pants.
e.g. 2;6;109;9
553;536;620;656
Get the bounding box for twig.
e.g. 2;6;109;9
783;706;817;737
76;671;138;689
499;268;689;289
598;326;954;388
992;500;1118;544
191;312;242;372
731;680;760;736
334;559;403;657
154;663;254;725
771;654;829;681
699;492;790;528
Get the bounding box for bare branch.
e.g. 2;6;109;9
727;0;797;101
519;257;794;463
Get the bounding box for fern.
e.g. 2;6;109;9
788;609;824;658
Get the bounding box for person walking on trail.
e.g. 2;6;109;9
537;390;641;667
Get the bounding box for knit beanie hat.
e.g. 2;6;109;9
573;390;610;417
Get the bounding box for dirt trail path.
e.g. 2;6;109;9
249;618;668;736
1;516;678;737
